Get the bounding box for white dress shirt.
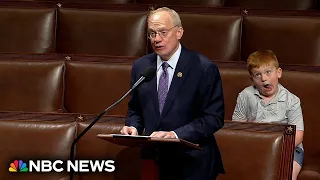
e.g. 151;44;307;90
156;43;181;91
129;44;182;138
156;43;182;138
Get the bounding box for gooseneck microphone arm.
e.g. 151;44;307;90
69;85;133;180
69;66;156;180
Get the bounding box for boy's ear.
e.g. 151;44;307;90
249;75;253;82
277;68;282;79
249;72;254;82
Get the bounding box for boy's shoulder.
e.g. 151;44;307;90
239;85;257;97
239;84;301;103
278;84;301;103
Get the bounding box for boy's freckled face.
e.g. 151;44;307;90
250;64;282;97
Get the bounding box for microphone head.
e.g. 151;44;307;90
141;66;156;82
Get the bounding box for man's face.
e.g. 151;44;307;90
148;11;183;60
250;64;282;97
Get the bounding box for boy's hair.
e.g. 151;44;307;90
247;50;279;74
147;7;182;27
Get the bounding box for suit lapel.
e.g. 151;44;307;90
147;54;160;120
160;47;191;119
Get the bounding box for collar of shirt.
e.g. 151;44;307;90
253;84;286;103
156;43;181;72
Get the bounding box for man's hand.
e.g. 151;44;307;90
150;131;177;139
120;126;138;135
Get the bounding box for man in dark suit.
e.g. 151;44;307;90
120;7;225;180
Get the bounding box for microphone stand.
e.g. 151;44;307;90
69;76;145;180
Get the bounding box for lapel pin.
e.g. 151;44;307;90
177;72;183;78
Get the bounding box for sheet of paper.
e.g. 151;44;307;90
109;134;150;139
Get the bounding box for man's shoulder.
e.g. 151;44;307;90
180;45;211;62
192;50;215;66
184;49;219;72
134;53;156;66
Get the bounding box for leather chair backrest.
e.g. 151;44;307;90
216;129;283;180
64;61;132;115
281;70;320;168
0;60;64;112
215;121;294;180
0;7;56;53
224;0;317;10
44;0;134;3
56;8;147;57
0;120;76;180
242;16;320;65
179;13;242;61
135;0;223;6
219;68;252;120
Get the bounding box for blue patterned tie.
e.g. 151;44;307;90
158;62;169;114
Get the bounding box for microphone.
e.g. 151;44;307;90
132;66;157;89
69;66;156;180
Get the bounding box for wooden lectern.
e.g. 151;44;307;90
97;134;201;180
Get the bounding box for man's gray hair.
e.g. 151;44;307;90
147;7;182;27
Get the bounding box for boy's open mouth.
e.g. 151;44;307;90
263;84;272;90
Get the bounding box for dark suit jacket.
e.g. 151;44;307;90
126;46;225;180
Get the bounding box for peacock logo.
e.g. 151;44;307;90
9;160;28;172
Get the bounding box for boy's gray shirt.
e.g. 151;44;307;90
232;84;304;149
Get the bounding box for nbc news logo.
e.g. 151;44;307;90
9;160;28;172
9;159;115;173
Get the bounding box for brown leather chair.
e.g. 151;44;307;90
0;119;76;180
179;13;242;61
216;121;295;180
135;0;223;6
0;7;56;53
0;60;64;112
219;67;252;119
64;61;132;115
41;0;134;3
56;8;147;57
281;70;320;180
224;0;317;10
242;15;320;65
0;111;295;180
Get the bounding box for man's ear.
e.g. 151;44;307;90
277;68;282;79
177;27;184;40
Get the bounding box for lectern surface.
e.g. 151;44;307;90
97;134;201;150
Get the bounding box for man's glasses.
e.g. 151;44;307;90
148;26;177;39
